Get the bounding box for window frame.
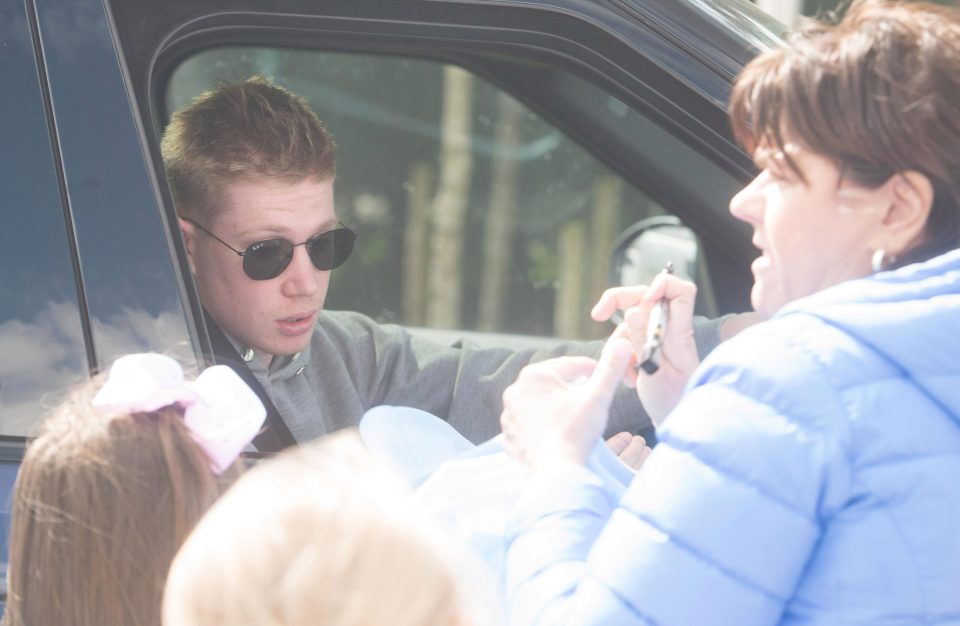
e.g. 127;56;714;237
107;0;759;356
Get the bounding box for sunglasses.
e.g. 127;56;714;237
184;218;357;281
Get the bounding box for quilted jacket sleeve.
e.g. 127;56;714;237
504;324;853;626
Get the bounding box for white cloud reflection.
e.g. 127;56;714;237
0;301;193;436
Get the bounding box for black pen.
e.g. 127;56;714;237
638;261;674;375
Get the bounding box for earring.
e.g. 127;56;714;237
871;249;898;272
871;249;886;273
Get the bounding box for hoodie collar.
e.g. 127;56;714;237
223;332;312;382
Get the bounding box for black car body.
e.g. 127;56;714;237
0;0;783;597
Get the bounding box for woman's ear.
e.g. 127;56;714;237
178;217;198;275
882;171;934;258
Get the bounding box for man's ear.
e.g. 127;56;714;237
881;171;934;259
178;217;198;275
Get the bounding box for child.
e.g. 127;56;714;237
163;429;498;626
3;353;265;626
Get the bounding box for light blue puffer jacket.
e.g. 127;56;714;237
506;249;960;626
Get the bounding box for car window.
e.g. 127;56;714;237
33;0;197;373
0;0;87;438
167;48;720;345
0;458;17;601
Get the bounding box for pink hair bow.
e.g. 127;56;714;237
92;353;267;473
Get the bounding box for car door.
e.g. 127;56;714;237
0;0;201;599
1;0;781;600
2;0;782;433
3;0;779;502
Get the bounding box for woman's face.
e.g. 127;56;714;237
730;140;888;318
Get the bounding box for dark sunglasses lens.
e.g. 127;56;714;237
243;239;294;280
308;228;356;271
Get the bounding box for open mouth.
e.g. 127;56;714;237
276;312;316;336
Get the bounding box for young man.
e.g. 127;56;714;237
161;76;730;447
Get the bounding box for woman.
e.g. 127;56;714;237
3;354;264;626
499;1;960;625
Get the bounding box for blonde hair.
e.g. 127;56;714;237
4;378;239;626
163;430;475;626
161;75;337;221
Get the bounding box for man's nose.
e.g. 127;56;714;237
280;245;321;297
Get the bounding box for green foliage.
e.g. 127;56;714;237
526;241;559;289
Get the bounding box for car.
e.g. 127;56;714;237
0;0;784;599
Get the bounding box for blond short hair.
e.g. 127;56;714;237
161;75;337;221
163;430;480;626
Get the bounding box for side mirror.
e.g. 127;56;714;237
611;216;698;285
609;216;714;320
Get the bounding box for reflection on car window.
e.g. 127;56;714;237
0;0;86;437
35;0;195;370
168;49;680;341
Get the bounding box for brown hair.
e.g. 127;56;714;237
730;0;960;267
161;75;337;220
163;430;484;626
4;381;239;626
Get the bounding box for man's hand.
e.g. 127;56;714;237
501;338;633;470
592;273;701;426
606;431;652;470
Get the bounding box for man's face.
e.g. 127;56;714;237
182;176;338;365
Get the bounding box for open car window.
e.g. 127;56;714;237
167;48;728;347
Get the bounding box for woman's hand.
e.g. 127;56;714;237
591;273;701;426
501;338;634;470
606;431;653;470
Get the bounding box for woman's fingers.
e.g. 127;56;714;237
605;431;632;456
606;432;652;470
499;339;633;469
616;435;652;470
516;355;597;385
589;338;634;405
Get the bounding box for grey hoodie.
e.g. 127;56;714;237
234;309;727;444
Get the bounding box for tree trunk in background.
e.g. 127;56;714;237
588;176;621;338
478;94;522;331
404;162;434;326
555;220;587;338
427;67;474;329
